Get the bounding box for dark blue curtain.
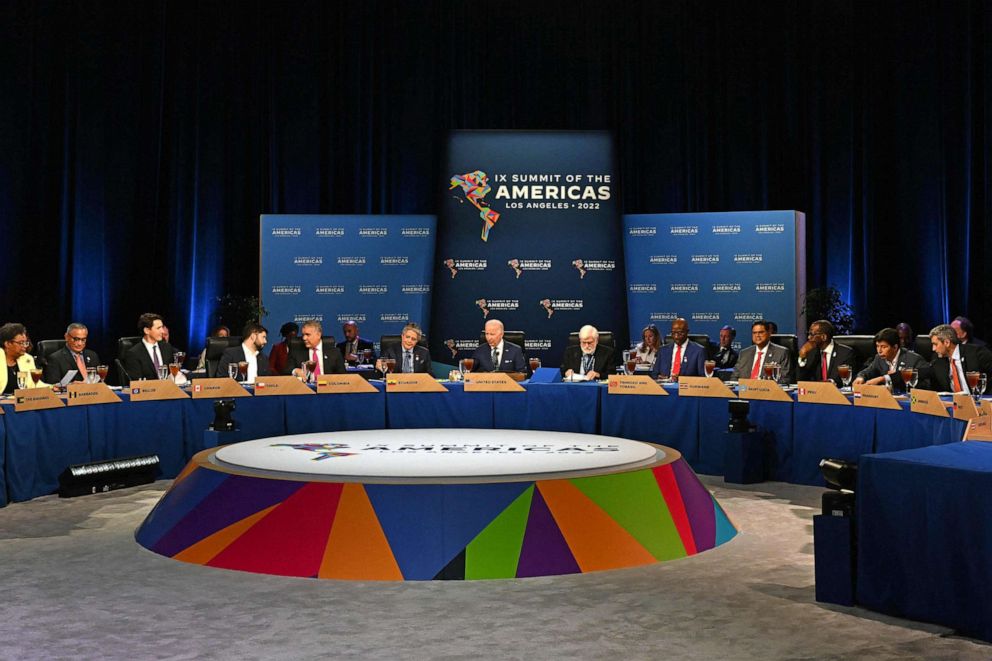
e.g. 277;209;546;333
1;0;989;359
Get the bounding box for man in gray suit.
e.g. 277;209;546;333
853;327;931;393
733;319;793;384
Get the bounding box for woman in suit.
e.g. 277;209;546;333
1;323;47;394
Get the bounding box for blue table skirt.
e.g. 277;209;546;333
600;386;700;465
857;442;992;642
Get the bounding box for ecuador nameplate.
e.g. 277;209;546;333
607;375;668;396
317;374;379;394
797;381;850;406
66;382;122;406
737;378;792;402
130;379;189;402
678;376;736;399
385;373;449;393
853;384;901;410
191;378;251;399
14;387;65;412
909;389;950;417
463;372;525;392
253;376;314;396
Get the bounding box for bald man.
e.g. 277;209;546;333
649;317;707;380
470;319;526;372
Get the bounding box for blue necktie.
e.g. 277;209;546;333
404;350;413;373
581;353;593;374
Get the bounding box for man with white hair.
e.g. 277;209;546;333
470;319;526;372
560;325;616;380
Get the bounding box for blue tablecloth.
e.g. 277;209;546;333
857;442;992;642
792;403;877;486
600;385;701;464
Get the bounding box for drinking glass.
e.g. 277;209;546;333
908;369;919;391
383;358;397;375
363;348;374;365
838;364;852;389
462;358;475;373
169;362;181;382
96;365;109;383
978;374;988;401
29;368;42;385
174;351;186;367
87;367;99;384
529;357;541;373
900;367;914;393
704;360;716;378
763;362;776;381
156;365;169;380
459;358;471;376
966;371;980;394
16;371;27;390
237;361;248;382
228;363;239;380
626;357;638;375
301;360;316;383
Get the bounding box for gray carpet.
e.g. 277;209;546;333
1;477;988;660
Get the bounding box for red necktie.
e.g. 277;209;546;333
821;352;828;381
951;359;963;392
312;348;321;376
750;350;763;379
672;344;682;377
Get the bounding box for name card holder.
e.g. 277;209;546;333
964;415;992;442
130;379;189;402
464;372;525;392
317;374;379;394
677;376;737;399
853;384;901;410
909;388;950;417
606;375;668;396
253;375;314;396
191;378;252;399
952;394;983;420
14;387;65;412
797;381;851;406
66;382;122;406
737;378;792;402
386;373;449;393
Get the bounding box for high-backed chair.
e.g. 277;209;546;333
662;333;709;350
479;331;525;351
770;334;799;369
206;336;243;377
114;336;142;386
834;335;876;371
379;334;429;356
34;339;65;368
914;335;935;362
567;331;614;349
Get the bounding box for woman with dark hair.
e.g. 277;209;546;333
1;323;47;395
195;325;230;371
633;324;662;368
268;322;299;375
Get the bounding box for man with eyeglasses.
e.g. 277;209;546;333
796;319;857;387
561;324;616;380
649;318;706;381
0;322;47;394
732;319;793;384
43;323;101;384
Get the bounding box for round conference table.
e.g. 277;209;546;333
0;380;967;506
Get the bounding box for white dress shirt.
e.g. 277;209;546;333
242;342;259;383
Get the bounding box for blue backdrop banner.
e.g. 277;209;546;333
260;214;436;348
431;131;628;366
623;211;805;344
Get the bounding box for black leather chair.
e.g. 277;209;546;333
567;331;614;349
479;331;525;351
114;336;142;386
915;334;935;362
835;335;876;371
34;339;65;368
379;334;429;356
662;333;709;350
206;336;243;377
771;334;799;368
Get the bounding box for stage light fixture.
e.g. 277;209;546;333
58;455;159;498
728;399;754;433
819;458;858;492
211;399;237;432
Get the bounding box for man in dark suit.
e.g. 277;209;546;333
928;324;992;394
733;320;793;384
337;320;376;365
43;322;101;383
560;325;615;380
650;318;706;380
854;327;931;393
470;319;526;372
283;320;345;378
124;312;175;381
713;325;738;369
376;323;431;376
796;319;858;387
216;322;271;381
952;316;987;347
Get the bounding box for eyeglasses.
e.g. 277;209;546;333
67;336;88;343
12;340;31;347
808;332;825;339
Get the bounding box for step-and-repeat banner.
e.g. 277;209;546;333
260;214;436;347
624;211;805;345
431;131;628;366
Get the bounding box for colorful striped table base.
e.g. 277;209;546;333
135;444;737;580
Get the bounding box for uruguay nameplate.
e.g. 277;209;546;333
191;378;252;399
607;375;668;396
737;378;792;402
853;384;901;410
385;373;449;393
66;382;122;406
253;375;314;396
677;376;736;399
464;372;525;392
14;387;65;412
316;374;379;394
797;381;850;406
